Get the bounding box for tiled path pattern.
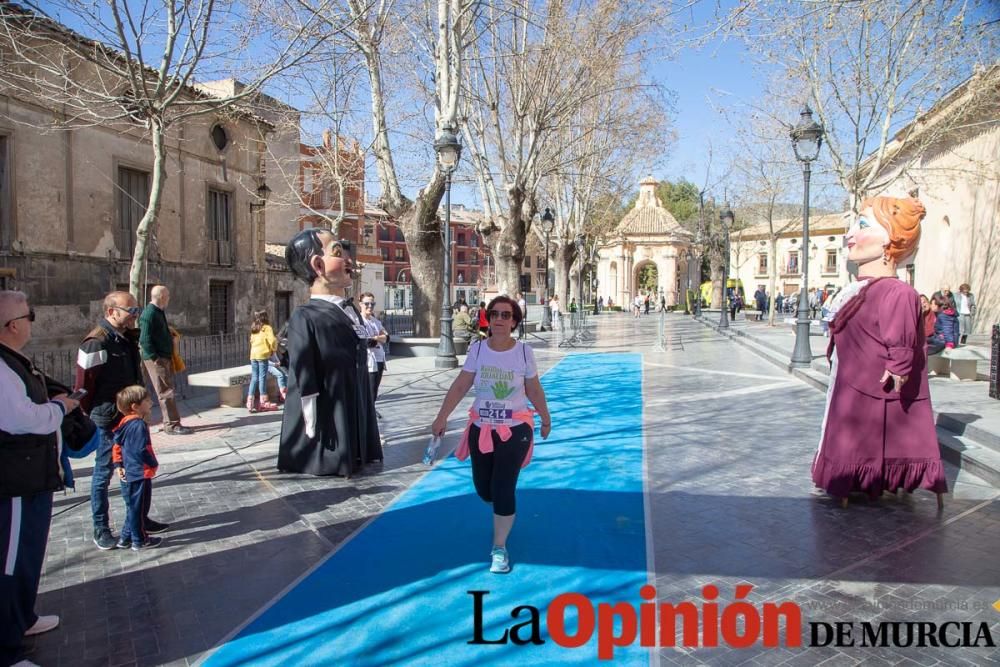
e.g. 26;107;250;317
22;312;1000;666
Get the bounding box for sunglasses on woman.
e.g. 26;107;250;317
361;301;376;307
488;309;513;320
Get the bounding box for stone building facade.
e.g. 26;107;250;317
855;65;1000;334
0;13;303;348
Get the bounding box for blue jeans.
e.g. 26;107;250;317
267;362;287;389
119;479;151;545
248;359;268;401
90;428;115;531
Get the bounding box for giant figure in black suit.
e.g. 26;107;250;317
278;228;382;476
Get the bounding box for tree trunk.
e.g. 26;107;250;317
492;191;529;296
129;118;167;302
393;179;446;337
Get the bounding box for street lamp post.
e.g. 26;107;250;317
434;127;462;369
718;203;734;330
540;207;555;331
789;105;824;368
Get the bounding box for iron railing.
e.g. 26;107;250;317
28;332;250;395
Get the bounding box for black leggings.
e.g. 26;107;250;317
468;422;532;516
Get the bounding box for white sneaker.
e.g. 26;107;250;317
12;660;41;667
490;546;510;574
24;614;59;636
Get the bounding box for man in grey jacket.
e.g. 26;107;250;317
956;283;976;345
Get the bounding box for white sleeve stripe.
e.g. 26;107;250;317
77;349;107;370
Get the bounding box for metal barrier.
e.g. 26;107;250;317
991;324;998;400
28;332;250;394
382;313;415;337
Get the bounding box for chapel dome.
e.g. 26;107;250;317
615;176;692;238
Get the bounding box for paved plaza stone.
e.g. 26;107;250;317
22;312;1000;666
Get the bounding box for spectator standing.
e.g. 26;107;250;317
359;293;389;404
111;386;162;550
597;296;603;314
515;292;527;338
247;311;284;413
658;294;666;313
75;291;165;551
753;287;766;321
550;294;562;330
775;293;784;315
477;301;489;338
955;283;976;345
1;290;79;664
138;286;192;435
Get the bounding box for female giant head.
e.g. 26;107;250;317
845;196;925;268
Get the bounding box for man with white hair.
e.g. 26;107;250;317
0;290;79;665
138;285;192;435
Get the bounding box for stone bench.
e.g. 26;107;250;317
927;347;986;381
187;366;281;407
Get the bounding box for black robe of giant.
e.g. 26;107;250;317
277;299;382;476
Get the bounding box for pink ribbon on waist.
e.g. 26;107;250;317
454;407;536;468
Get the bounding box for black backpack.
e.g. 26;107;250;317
276;322;290;370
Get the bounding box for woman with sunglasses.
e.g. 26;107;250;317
431;295;551;574
358;293;389;404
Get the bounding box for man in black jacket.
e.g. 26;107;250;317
1;290;79;664
76;291;168;550
139;285;192;436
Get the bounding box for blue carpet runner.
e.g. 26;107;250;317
204;352;648;666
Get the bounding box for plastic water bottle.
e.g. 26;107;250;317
423;435;442;465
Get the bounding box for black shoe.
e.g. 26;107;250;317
131;536;163;551
93;529;118;551
116;538;132;549
145;519;170;534
163;425;194;436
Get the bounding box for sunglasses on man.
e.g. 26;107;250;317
488;309;514;320
113;306;143;316
3;309;35;327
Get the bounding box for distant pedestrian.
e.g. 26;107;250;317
454;304;474;341
247;310;285;413
659;294;666;312
515;292;527;338
955;283;976;345
644;294;651;315
112;385;163;551
597;296;604;314
753;287;766;321
430;295;551;574
776;293;784;314
477;301;489;337
1;290;78;663
74;290;154;551
569;298;577;313
359;293;389;404
632;295;641;318
138;286;192;435
550;294;562;330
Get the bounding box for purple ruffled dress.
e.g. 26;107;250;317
812;278;947;499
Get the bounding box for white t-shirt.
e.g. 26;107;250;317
462;339;538;426
957;293;971;315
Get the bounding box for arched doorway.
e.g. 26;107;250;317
634;261;659;299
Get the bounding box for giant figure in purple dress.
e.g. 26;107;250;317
812;196;947;509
